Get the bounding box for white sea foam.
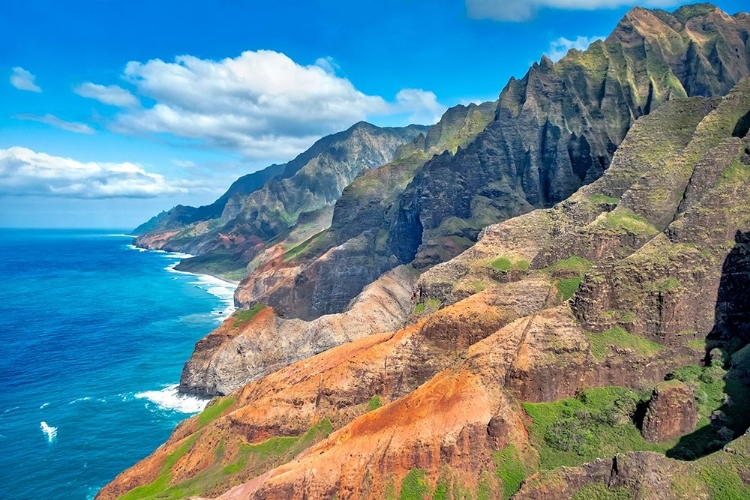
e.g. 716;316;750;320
40;421;57;442
163;260;237;320
39;402;49;409
103;233;133;237
125;244;147;252
69;397;93;405
135;384;208;414
163;251;194;260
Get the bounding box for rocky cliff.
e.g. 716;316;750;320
133;122;426;280
101;51;750;500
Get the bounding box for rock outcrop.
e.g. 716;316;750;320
180;265;418;396
641;380;698;443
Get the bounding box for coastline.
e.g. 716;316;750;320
127;240;239;321
122;241;239;414
129;240;241;285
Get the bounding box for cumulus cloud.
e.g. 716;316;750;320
14;114;95;134
111;50;445;161
545;35;606;62
466;0;679;21
74;82;139;107
395;89;447;124
10;67;41;92
0;147;199;199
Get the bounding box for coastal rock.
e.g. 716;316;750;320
179;265;417;396
641;380;698;443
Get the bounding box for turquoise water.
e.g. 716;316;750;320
0;229;235;499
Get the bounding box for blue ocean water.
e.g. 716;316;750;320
0;229;236;499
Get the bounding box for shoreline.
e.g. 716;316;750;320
130;240;241;287
151;248;238;319
122;240;236;412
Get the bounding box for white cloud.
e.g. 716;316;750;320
395;89;447;124
314;56;340;75
74;82;139;107
10;67;41;92
545;35;606;62
466;0;679;21
111;50;444;161
14;114;95;134
0;147;201;199
172;159;197;168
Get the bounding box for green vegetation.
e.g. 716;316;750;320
602;210;659;236
718;160;750;185
493;445;528;499
490;256;529;272
542;256;593;301
649;277;682;293
431;479;449;500
400;469;430;500
491;257;512;271
368;395;383;411
222;435;298;474
699;463;750;499
282;230;330;263
414;298;441;316
119;419;335;500
543;256;593;276
233;304;266;328
571;483;632;500
585;327;663;362
588;193;621;205
476;471;497;500
198;396;235;428
119;434;199;500
673;3;719;23
175;248;248;281
556;277;582;301
687;338;707;352
523;387;672;470
665;361;750;459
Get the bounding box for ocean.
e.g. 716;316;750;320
0;229;236;499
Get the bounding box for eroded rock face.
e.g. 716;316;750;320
133;122;426;266
641;380;698;443
390;5;750;271
179;265;418;396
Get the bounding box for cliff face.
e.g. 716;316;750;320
133;122;426;279
101;65;750;500
234;4;750;321
233;101;497;318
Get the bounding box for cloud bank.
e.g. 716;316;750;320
10;67;42;92
545;35;606;62
112;50;446;161
466;0;679;21
0;147;198;198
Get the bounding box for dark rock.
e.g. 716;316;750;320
641;380;698;442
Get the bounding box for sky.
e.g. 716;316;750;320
0;0;747;229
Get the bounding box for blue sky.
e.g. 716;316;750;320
0;0;746;229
